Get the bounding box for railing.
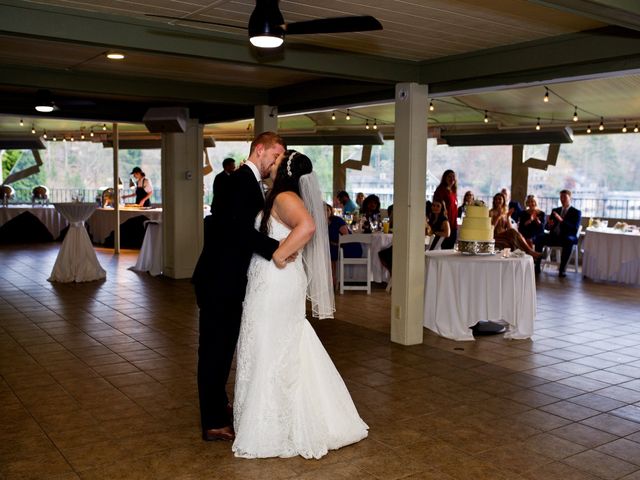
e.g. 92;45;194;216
10;188;163;205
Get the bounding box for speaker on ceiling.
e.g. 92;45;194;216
143;107;189;133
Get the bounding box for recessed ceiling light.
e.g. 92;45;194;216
106;52;125;60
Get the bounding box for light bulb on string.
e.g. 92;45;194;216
43;130;48;139
331;111;336;121
365;119;370;130
543;88;549;103
429;100;434;112
586;126;591;134
345;109;351;121
373;119;378;130
71;135;75;141
635;124;639;133
90;128;94;137
81;132;85;140
62;137;66;142
622;121;628;133
31;125;36;134
52;135;57;141
483;110;489;123
599;118;605;131
102;124;107;131
535;118;541;131
573;107;578;122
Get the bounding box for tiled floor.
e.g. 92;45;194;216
2;243;640;479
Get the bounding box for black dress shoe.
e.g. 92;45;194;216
202;425;235;442
558;271;567;278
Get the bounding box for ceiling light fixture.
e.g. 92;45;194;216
572;107;578;122
586;125;591;134
90;128;94;137
331;111;336;121
373;119;378;130
543;88;549;103
365;119;370;130
483;110;489;123
52;135;57;141
102;124;107;131
106;52;125;60
43;130;48;139
248;2;284;48
429;100;434;112
35;90;56;113
19;119;24;126
31;125;36;134
71;135;75;141
622;121;628;133
599;117;605;131
81;132;85;140
635;124;639;133
535;118;541;130
345;109;351;121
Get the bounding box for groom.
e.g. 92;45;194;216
192;131;286;441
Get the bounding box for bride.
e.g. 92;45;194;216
232;150;369;459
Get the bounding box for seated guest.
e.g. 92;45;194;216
361;194;381;219
355;192;365;209
427;199;451;250
534;189;582;277
490;193;541;259
325;203;362;285
458;190;475;219
336;191;357;214
518;194;546;248
501;187;523;222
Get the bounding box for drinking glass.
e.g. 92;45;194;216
344;213;353;227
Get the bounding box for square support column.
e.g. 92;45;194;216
254;105;278;134
161;119;204;279
391;83;428;345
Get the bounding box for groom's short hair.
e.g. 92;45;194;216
250;131;286;155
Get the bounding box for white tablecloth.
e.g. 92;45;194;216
423;250;536;341
48;203;106;282
87;207;163;244
130;221;163;276
342;233;393;283
0;205;67;239
582;227;640;285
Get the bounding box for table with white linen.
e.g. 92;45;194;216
423;250;536;341
582;227;640;285
342;232;393;283
87;207;163;244
48;203;106;282
0;205;68;239
130;220;163;276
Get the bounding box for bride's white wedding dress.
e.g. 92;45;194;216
232;217;368;459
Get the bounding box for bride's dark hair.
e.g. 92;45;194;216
260;149;313;234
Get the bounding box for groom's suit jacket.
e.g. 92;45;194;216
546;205;581;241
192;164;279;306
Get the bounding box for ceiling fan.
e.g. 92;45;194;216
146;0;383;48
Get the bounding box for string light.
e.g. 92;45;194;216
429;100;435;111
535;118;541;130
90;128;94;137
71;135;75;141
622;121;628;133
373;119;378;130
331;111;336;120
599;117;605;131
572;107;578;122
635;124;639;133
543;88;549;103
102;124;107;131
31;125;36;134
345;109;351;121
19;119;24;126
586;125;591;134
81;132;85;140
62;137;66;142
365;119;370;130
483;110;489;123
52;135;57;141
43;130;48;139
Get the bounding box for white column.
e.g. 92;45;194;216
391;83;428;345
161;119;204;279
112;123;120;254
254;105;278;134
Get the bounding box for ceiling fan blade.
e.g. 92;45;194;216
285;16;382;35
144;14;245;30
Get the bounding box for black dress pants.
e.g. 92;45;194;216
196;285;243;431
535;233;577;272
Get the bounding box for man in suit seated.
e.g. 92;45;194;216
534;189;582;277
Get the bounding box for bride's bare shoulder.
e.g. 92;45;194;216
272;191;310;226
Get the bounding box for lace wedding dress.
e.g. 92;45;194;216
232;217;369;459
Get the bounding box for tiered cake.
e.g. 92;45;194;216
456;202;495;254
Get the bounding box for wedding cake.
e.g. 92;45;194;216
456;201;495;254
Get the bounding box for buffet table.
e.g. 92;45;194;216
582;227;640;285
423;250;536;341
48;203;106;283
0;205;67;239
87;207;162;244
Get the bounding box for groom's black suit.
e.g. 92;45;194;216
192;164;279;431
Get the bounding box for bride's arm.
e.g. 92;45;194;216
271;192;316;268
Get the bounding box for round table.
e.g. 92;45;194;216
582;227;640;285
